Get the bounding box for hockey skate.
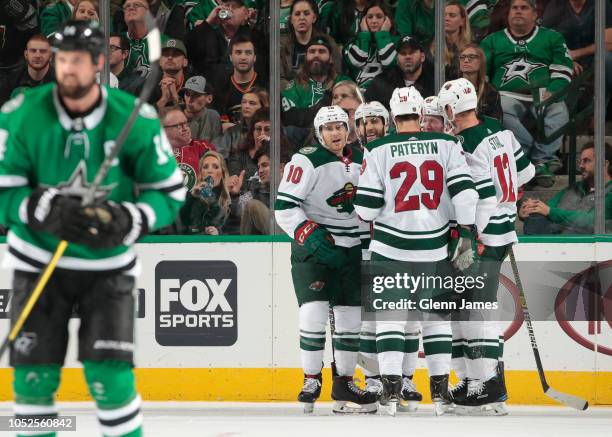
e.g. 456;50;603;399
453;377;508;416
381;375;402;416
397;375;422;412
298;373;322;414
430;374;452;416
331;375;378;414
365;375;383;401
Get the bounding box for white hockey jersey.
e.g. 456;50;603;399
275;144;369;248
354;131;478;261
458;117;535;246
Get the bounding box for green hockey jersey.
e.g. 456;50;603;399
275;144;369;248
480;26;573;101
281;75;351;112
0;84;185;274
344;31;399;89
457;117;535;246
354;131;478;261
40;0;72;38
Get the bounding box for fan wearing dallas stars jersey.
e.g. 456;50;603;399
480;0;573;187
275;105;377;414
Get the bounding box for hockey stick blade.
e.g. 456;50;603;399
545;387;589;410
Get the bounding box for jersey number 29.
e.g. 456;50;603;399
390;160;443;212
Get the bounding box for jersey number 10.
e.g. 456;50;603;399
390;160;443;212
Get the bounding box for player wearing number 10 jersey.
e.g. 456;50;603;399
438;78;535;415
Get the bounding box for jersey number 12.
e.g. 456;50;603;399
493;153;516;202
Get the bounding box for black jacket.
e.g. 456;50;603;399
364;60;435;108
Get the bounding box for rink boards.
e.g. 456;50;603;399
0;236;611;405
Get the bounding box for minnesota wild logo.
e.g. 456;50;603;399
326;182;356;213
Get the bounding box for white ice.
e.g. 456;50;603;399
0;402;611;437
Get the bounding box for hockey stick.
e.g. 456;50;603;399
0;13;161;360
509;248;588;410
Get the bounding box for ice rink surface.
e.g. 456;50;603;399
1;402;611;437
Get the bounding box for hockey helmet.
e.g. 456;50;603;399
437;78;478;123
314;105;350;148
422;96;443;118
51;20;106;60
355;101;390;131
389;86;423;119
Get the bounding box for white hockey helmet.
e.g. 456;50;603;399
314;105;350;147
355;101;390;131
437;78;478;122
422;96;443;117
389;86;424;120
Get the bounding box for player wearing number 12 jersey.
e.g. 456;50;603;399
438;78;535;415
354;86;479;414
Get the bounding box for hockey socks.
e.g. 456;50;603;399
331;306;360;376
14;364;61;437
83;360;143;437
422;320;452;376
298;301;328;375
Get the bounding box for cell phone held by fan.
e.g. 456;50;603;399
200;175;215;201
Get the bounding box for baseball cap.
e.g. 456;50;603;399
306;36;332;52
396;36;425;52
162;38;187;57
182;76;211;95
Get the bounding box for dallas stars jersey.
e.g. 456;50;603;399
123;32;170;78
281;75;350;112
480;26;573;101
458;117;535;247
354;132;478;262
275;144;369;248
0;84;185;274
344;31;399;89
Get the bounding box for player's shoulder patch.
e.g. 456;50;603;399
299;146;317;155
1;93;24;114
139;103;158;119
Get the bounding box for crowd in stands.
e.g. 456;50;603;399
0;0;611;236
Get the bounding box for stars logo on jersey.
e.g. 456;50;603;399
326;182;356;214
500;55;546;87
56;161;116;201
179;162;197;191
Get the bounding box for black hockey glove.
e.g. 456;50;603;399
67;201;149;249
27;188;83;236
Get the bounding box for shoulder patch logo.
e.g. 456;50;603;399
1;93;24;113
326;182;356;214
456;135;464;145
139;103;158;119
299;146;317;154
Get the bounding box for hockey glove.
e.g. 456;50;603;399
67;201;149;249
26;188;83;235
448;225;483;271
295;220;348;269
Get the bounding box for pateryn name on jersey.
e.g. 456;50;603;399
390;141;439;158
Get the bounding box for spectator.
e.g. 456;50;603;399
520;142;612;234
364;36;434;110
73;0;99;21
459;43;502;121
462;0;494;43
0;0;38;86
185;0;267;84
279;0;342;90
187;0;259;29
344;0;399;89
155;38;188;110
542;0;612;87
421;96;445;132
281;35;350;128
212;33;266;125
41;0;75;38
114;0;188;38
327;0;368;46
395;0;434;46
332;80;363;146
182;76;223;143
238;144;273;235
123;0;162;78
161;106;216;192
211;86;269;157
109;33;145;93
180;151;232;235
431;1;472;80
0;34;54;105
480;0;573;187
280;0;294;33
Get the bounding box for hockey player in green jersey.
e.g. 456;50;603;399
0;21;185;436
438;78;535;416
275;105;377;414
354;86;479;415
